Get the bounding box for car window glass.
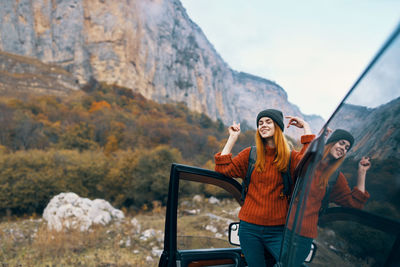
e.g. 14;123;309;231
177;180;240;250
281;25;400;266
326;27;400;222
315;219;396;266
345;33;400;108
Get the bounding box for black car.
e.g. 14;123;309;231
159;23;400;267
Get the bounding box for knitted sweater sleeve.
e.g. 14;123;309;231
329;172;370;209
214;147;252;179
290;134;316;174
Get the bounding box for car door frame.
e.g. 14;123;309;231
159;163;245;267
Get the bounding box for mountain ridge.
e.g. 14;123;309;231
0;0;324;138
327;98;400;160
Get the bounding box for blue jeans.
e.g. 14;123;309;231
280;229;313;267
238;220;284;267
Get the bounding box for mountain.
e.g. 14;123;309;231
0;0;324;138
327;98;400;160
0;51;79;96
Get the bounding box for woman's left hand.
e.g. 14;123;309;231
285;116;305;128
285;116;312;134
356;156;371;192
358;156;371;173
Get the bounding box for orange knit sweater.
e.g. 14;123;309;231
214;135;315;226
289;162;370;238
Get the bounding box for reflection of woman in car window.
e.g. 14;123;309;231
282;129;371;267
214;109;315;267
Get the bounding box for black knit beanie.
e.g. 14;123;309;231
326;129;354;150
256;109;284;131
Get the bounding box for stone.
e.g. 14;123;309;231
192;194;203;203
208;196;220;205
42;192;124;231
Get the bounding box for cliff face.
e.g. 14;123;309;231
0;0;324;137
327;98;400;160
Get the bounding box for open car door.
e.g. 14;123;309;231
159;164;246;267
279;22;400;267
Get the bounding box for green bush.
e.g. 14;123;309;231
0;146;182;215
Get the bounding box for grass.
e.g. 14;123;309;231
0;196;372;266
0;212;165;266
0;197;240;266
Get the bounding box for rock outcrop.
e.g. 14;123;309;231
43;192;124;231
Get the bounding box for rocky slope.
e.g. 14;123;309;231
0;51;79;96
326;98;400;160
0;0;324;137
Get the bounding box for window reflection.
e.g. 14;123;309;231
282;128;371;266
282;24;400;267
345;33;400;108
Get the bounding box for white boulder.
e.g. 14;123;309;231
43;192;124;231
208;196;220;205
192;195;203;203
205;224;218;233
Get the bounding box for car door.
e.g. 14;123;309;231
159;163;246;267
279;23;400;267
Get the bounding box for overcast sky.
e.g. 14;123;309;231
180;0;400;120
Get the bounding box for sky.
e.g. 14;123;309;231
180;0;400;120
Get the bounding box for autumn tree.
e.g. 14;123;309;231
58;122;99;151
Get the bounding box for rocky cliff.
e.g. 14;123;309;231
0;0;324;137
327;98;400;160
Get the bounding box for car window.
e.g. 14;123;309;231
177;180;240;250
281;24;400;267
325;25;400;221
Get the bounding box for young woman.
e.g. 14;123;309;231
281;129;371;267
214;109;315;267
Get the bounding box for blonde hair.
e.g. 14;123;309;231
317;143;345;188
254;122;291;172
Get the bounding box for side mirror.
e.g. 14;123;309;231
304;242;317;263
228;222;240;246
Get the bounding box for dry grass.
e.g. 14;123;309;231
0;197;240;266
0;213;165;266
0;197;373;266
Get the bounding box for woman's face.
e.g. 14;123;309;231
258;117;275;139
329;139;351;159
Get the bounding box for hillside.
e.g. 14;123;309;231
0;0;324;137
0;51;79;96
0;81;264;215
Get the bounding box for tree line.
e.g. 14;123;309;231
0;81;256;216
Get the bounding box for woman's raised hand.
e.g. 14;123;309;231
228;121;241;138
285;116;305;128
285;116;312;134
221;122;240;155
358;156;371;173
356;156;371;192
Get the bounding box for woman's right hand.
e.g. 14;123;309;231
228;122;241;139
221;122;240;155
